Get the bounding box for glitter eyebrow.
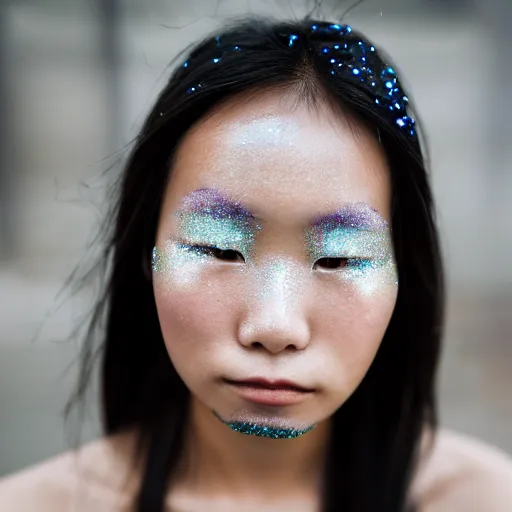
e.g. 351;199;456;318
176;187;256;222
172;188;261;255
309;203;388;231
176;191;386;234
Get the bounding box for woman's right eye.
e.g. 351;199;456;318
181;244;245;263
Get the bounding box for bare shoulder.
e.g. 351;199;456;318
0;430;139;511
412;427;512;512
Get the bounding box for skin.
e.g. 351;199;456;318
152;88;398;507
2;428;512;511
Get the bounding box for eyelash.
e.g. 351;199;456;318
315;257;374;272
179;243;245;262
179;243;373;271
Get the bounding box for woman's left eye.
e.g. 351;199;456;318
314;257;373;271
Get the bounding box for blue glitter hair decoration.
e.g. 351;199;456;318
180;21;416;138
304;22;415;137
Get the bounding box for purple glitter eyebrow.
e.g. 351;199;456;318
177;187;255;221
310;203;388;231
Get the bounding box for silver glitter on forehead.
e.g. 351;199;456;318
228;116;300;148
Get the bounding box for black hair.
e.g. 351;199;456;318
67;15;444;512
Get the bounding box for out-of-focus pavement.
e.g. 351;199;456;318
1;2;511;476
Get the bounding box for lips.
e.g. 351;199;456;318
225;378;313;406
225;377;313;392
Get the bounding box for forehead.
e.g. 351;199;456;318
166;90;391;225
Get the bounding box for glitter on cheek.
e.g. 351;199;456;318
152;241;212;287
346;261;398;296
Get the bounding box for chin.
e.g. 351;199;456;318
212;408;318;439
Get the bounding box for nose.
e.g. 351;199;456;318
237;258;312;354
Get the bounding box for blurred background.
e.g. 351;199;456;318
0;0;511;477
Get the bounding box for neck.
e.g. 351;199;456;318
176;397;331;499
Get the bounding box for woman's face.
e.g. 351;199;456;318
153;90;398;436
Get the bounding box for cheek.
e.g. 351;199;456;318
152;259;245;386
316;278;397;394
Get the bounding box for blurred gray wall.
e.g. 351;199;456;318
1;0;511;476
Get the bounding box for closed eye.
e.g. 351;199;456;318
314;257;373;271
180;243;245;263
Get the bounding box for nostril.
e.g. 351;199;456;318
250;341;301;352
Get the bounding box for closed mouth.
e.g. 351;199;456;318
225;380;312;393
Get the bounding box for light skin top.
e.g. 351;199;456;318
1;90;511;511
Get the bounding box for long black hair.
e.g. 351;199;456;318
67;15;444;512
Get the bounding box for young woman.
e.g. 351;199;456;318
1;16;511;512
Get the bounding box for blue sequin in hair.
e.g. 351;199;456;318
180;21;416;137
69;15;444;512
